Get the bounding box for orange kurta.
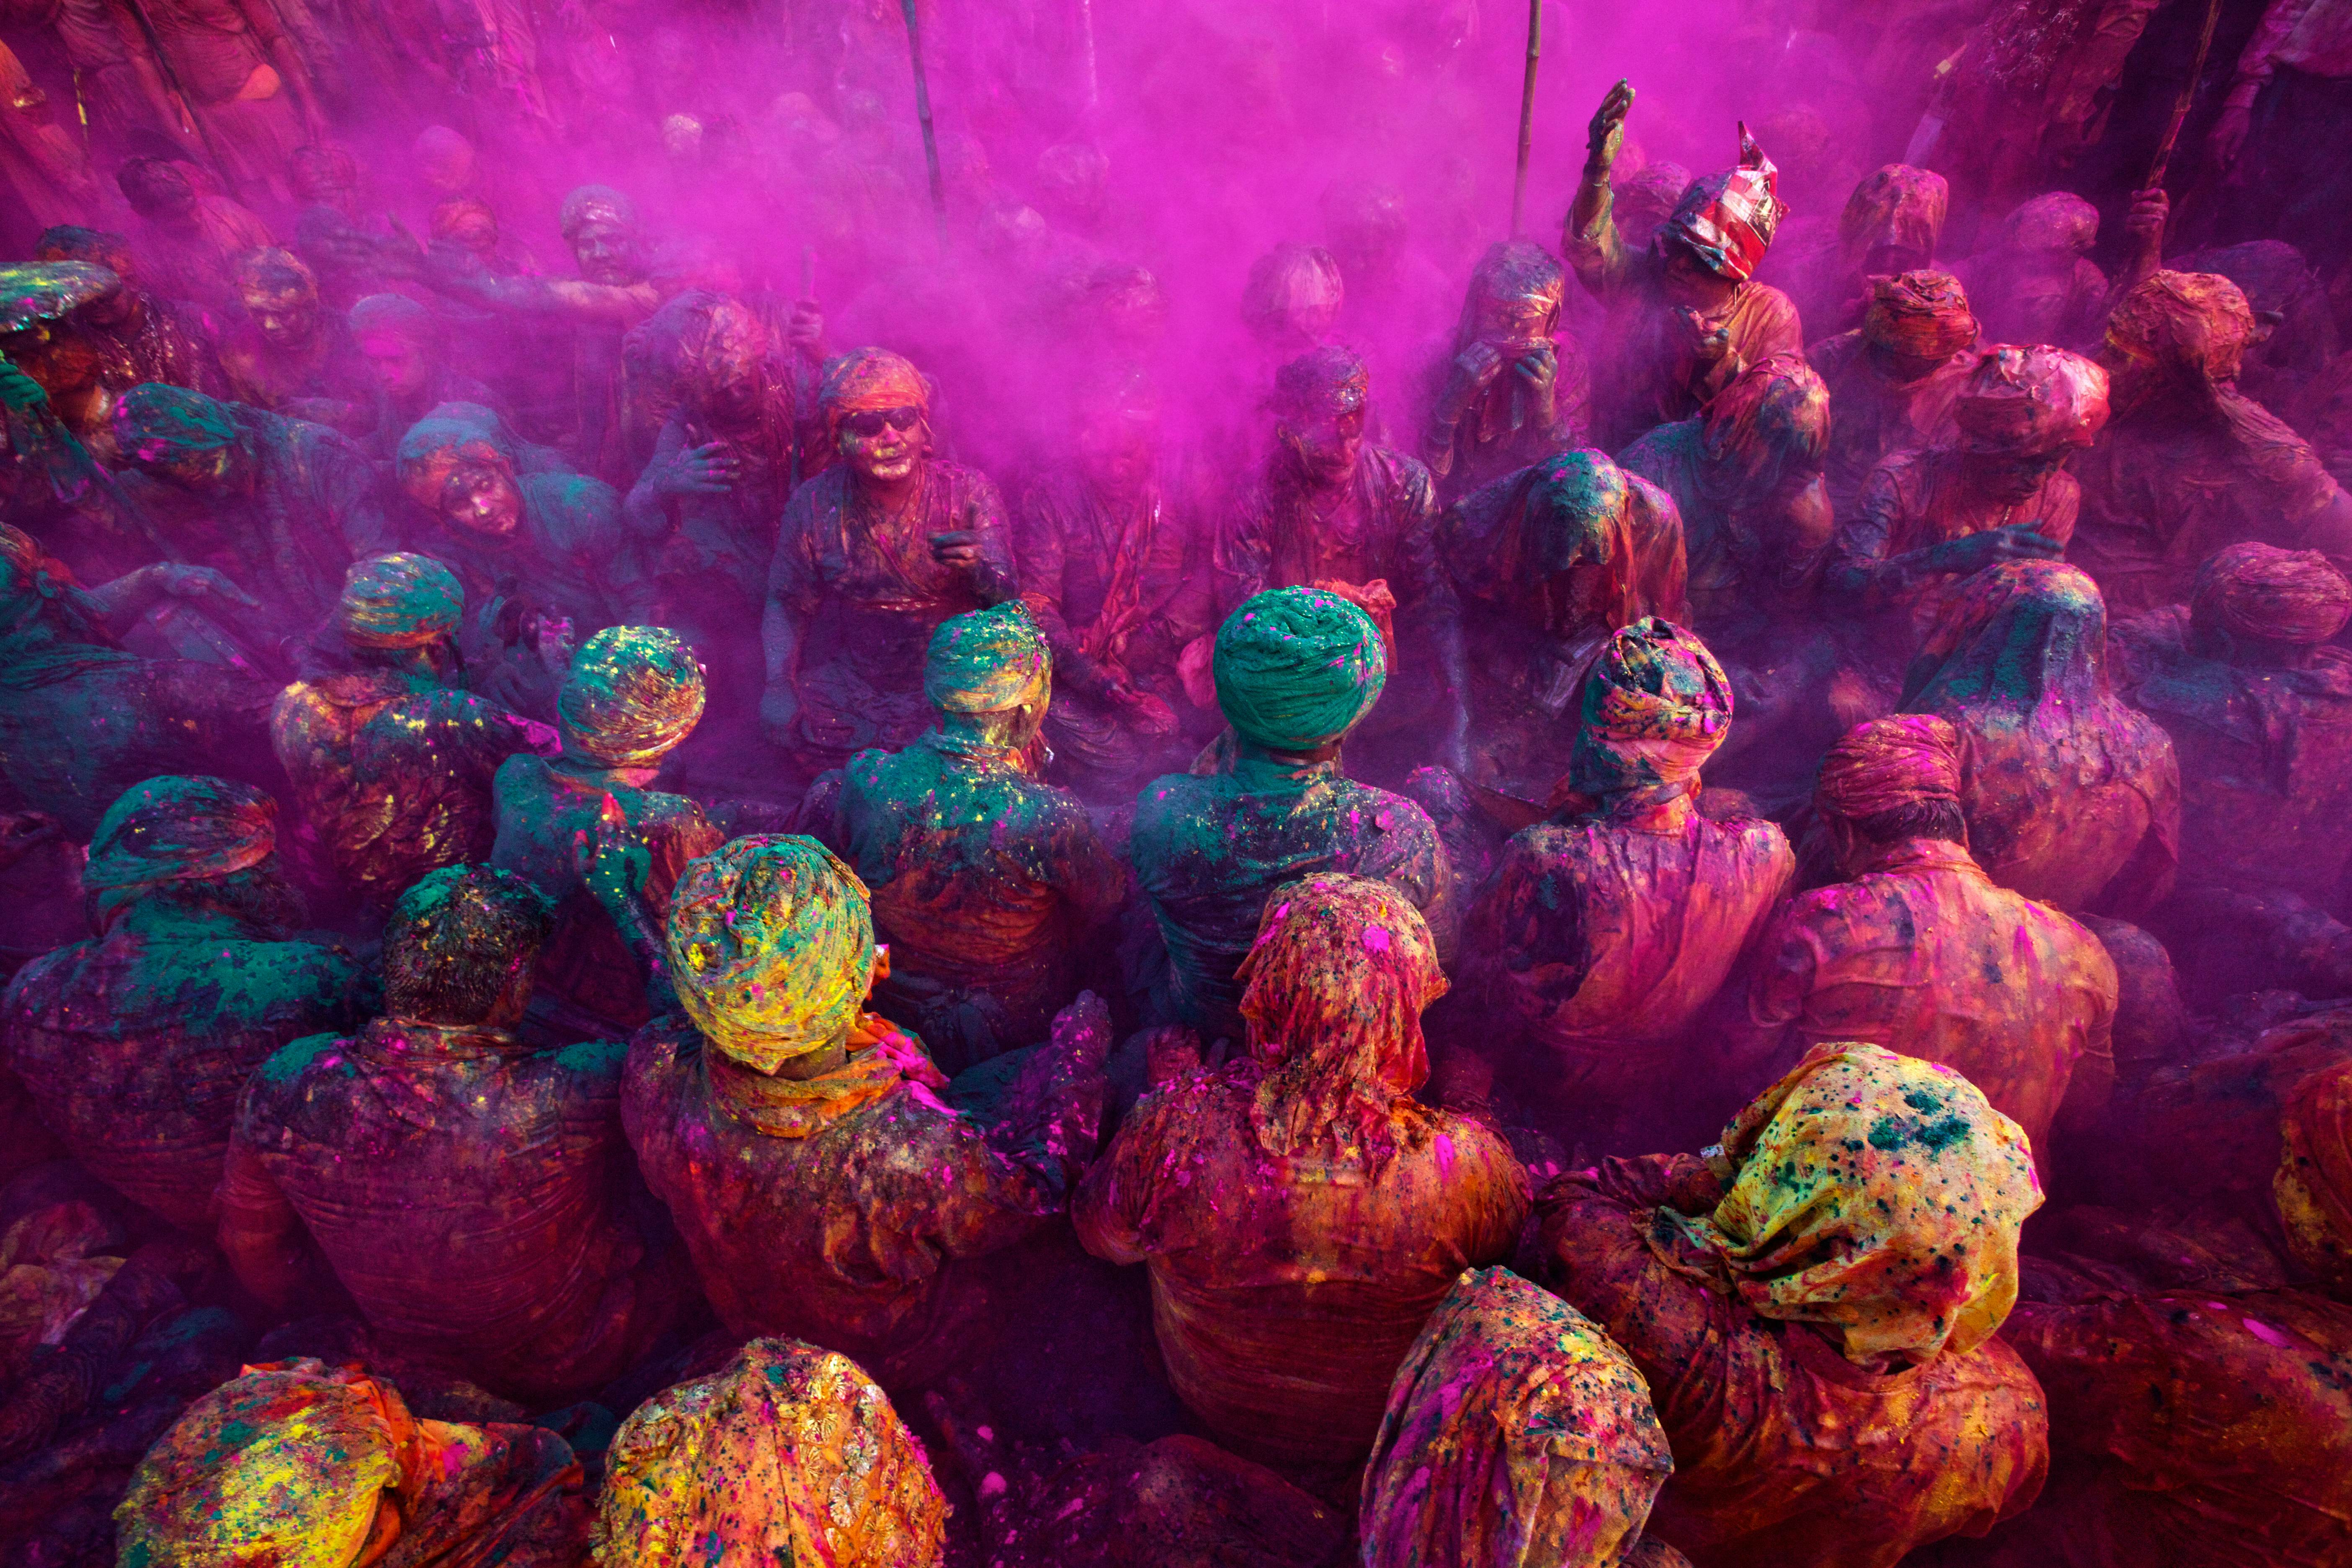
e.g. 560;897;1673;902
1738;837;2117;1173
1074;1067;1528;1471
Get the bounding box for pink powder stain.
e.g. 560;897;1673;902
2244;1317;2295;1349
1362;926;1391;954
1435;1133;1456;1178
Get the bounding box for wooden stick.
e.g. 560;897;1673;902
899;0;950;253
1511;0;1542;237
2147;0;2226;193
1076;0;1099;115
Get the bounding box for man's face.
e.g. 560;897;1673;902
572;219;637;285
1074;406;1159;495
1658;244;1738;312
242;285;318;351
837;405;924;484
1;325;100;397
1969;443;2076;505
359;331;430;399
2094;335;2164;417
440;461;523;536
137;175;198;226
698;313;768;423
444;212;498;256
1281;401;1366;484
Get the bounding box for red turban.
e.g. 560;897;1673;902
2191;542;2352;647
2104;271;2257;385
1862;271;1977;361
1816;714;1963;821
1662;123;1784;284
1955;346;2111;456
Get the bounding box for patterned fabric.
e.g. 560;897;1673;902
1361;1267;1674;1568
1663;1042;2042;1366
1861;271;1976;361
666;835;876;1074
1663;125;1785;283
593;1337;947;1568
1565;617;1732;802
556;626;706;767
1954;345;2111;456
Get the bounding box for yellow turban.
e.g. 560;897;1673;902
1664;1043;2042;1366
593;1338;946;1568
665;835;874;1073
557;626;707;768
924;601;1050;714
114;1360;410;1568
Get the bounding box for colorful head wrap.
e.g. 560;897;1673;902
2276;1060;2352;1298
114;1360;412;1568
112;383;242;463
1955;345;2111;456
2002;192;2099;256
924;601;1050;715
1526;449;1632;576
0;260;117;333
1839;165;1947;268
1661;124;1783;283
2104;270;2257;385
1861;271;1977;361
1271;344;1370;418
395;402;516;508
349;292;440;347
559;184;637;240
1815;714;1963;823
1238;873;1446;1163
818;346;929;447
2190;541;2352;649
593;1338;946;1568
1362;1267;1674;1568
557;627;706;768
666;836;875;1074
1212;587;1387;751
1458;240;1566;343
334;553;462;650
633;290;765;393
1567;618;1732;801
83;776;276;896
230;247;317;301
1666;1042;2042;1365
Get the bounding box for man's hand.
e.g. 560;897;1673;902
1679;308;1733;364
1587;79;1635;170
0;364;48;412
1933;524;2064;575
2123;186;2169;253
648;439;737;498
787;298;826;362
929;529;986;575
1439;341;1506;420
151;563;261;607
2211;102;2253;177
1514;341;1559;420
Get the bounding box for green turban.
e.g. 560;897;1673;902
557;626;706;768
923;601;1050;714
665;835;875;1073
1212;587;1387;751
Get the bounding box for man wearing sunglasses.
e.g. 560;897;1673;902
763;346;1017;781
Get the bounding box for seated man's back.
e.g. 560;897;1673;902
839;602;1124;1073
1131;588;1452;1042
3;776;366;1231
221;864;686;1406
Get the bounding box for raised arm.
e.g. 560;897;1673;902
1565;80;1638;297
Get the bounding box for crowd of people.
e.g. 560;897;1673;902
2;0;2352;1563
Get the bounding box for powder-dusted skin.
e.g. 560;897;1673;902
114;1358;591;1568
767;459;1017;767
1736;839;2118;1175
839;733;1124;1073
593;1337;946;1568
622;1012;1097;1390
272;678;543;906
1535;1153;2048;1568
1214;446;1449;624
1129;754;1450;1042
1075;1068;1527;1470
222;1019;685;1405
1998;1290;2352;1568
1903;560;2180;914
2;903;368;1230
1361;1266;1674;1568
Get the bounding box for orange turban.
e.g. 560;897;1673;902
1861;271;1976;361
2192;542;2352;647
1816;714;1963;822
2105;270;2257;384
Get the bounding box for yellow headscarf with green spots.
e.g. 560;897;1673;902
665;834;875;1074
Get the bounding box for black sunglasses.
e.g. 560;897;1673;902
843;406;922;436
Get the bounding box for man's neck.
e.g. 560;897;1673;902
1857;835;1975;876
770;1036;854;1080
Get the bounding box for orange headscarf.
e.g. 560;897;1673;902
1815;714;1964;823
